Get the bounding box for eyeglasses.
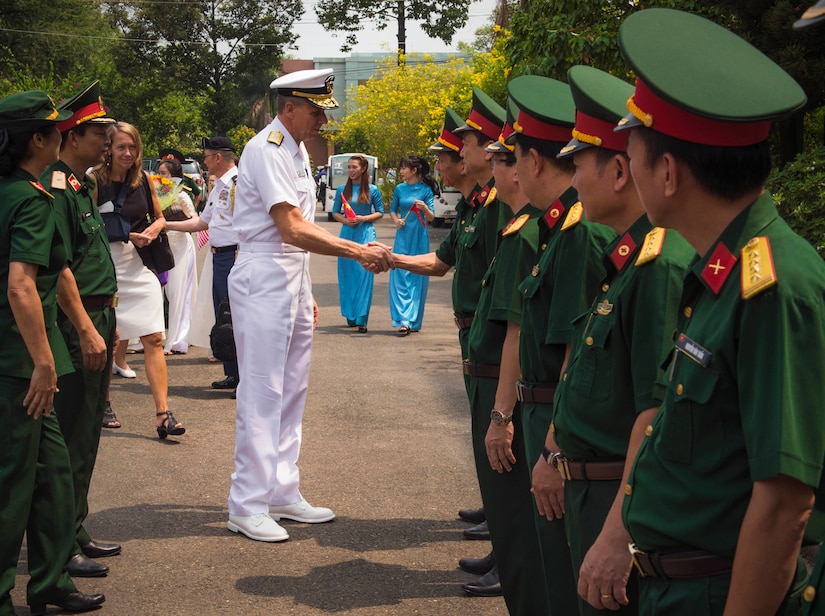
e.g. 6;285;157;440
203;152;219;160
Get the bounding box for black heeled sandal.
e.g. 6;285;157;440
156;411;185;439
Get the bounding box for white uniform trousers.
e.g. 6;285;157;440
227;247;313;515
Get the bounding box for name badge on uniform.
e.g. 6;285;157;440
675;333;711;367
596;300;613;315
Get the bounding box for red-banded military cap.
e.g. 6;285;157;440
504;76;575;146
453;88;505;143
429;108;464;153
558;66;634;159
616;8;806;146
159;148;185;162
486;98;519;153
57;81;114;133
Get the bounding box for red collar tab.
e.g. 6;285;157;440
609;233;638;271
701;242;737;294
67;174;82;192
514;109;572;143
475;185;492;207
467;109;501;142
574;111;628;152
629;78;771;147
543;199;566;228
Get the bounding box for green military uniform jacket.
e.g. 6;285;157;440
553;215;693;459
42;162;117;299
467;203;543;363
0;169;72;378
519;187;615;385
623;193;825;559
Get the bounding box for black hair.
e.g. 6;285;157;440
59;122;90;151
0;125;53;177
400;154;438;195
439;150;463;164
634;127;771;201
514;134;575;174
593;147;629;172
158;158;183;178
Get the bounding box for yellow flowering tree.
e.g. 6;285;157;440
329;38;510;172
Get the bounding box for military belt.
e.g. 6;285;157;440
81;295;117;309
629;544;733;579
516;381;556;404
553;457;625;481
212;244;238;254
462;360;500;378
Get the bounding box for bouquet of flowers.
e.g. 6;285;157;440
151;174;192;222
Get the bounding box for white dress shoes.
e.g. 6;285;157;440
112;363;136;378
269;499;335;523
227;514;289;542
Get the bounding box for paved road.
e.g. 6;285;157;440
13;213;507;615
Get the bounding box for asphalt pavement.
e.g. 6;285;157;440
12;213;507;615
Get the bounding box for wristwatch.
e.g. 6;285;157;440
490;409;513;426
542;445;562;467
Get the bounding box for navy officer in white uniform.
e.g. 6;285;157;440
226;68;394;542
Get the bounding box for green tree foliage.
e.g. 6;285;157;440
104;0;301;133
316;0;472;53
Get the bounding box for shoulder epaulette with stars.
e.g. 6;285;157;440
560;202;583;231
635;227;666;267
502;213;530;237
50;170;66;190
740;236;777;299
267;130;284;146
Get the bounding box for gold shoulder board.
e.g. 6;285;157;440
267;130;284;146
740;236;777;299
483;186;497;207
635;227;666;266
560;202;583;231
50;170;67;190
502;213;531;236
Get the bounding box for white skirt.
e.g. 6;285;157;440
164;231;198;352
110;240;165;340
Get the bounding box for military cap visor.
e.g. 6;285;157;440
794;0;825;30
559;66;633;158
270;68;339;110
57;81;114;132
615;8;807;146
505;76;575;146
0;90;72;134
202;136;235;152
429;108;464;153
486;98;519;153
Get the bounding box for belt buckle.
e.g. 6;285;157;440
628;543;648;578
550;453;571;480
516;383;525;402
454;316;461;329
111;296;119;308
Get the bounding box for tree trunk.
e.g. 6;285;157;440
397;0;406;65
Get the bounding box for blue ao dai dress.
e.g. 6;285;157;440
332;183;384;326
389;181;434;330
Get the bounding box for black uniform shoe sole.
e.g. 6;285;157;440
458;551;495;575
461;570;502;597
458;507;486;524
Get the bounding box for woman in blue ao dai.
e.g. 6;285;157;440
331;155;384;333
388;155;436;336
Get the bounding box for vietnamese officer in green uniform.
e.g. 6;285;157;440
391;96;507;595
548;65;694;615
615;9;823;616
504;74;618;616
0;90;105;615
44;81;122;578
462;102;549;615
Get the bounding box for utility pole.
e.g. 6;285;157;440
397;0;406;65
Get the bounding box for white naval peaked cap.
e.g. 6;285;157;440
270;68;339;110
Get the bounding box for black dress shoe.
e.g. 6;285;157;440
461;568;502;597
65;554;109;577
458;550;495;575
80;539;122;559
458;507;486;524
463;520;490;540
30;590;105;615
212;376;239;389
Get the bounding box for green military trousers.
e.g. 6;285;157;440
54;306;116;551
468;374;550;616
0;376;76;616
522;401;579;614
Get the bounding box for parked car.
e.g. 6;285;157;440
143;157;205;195
431;170;459;228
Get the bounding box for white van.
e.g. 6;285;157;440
432;173;459;228
319;153;379;221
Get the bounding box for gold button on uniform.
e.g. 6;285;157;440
602;283;610;292
563;373;568;381
624;484;633;496
676;384;684;395
803;585;816;603
585;336;594;346
683;306;692;317
645;425;653;436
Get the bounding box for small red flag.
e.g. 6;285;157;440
341;194;356;220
